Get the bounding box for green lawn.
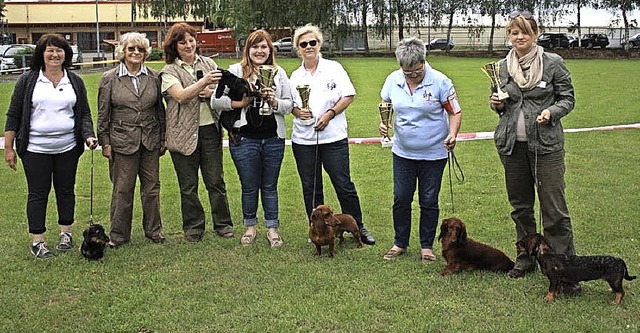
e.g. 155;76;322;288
1;57;639;332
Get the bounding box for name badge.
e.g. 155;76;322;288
537;81;547;88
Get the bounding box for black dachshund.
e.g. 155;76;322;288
81;224;110;260
215;69;251;140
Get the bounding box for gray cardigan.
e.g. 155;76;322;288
491;52;575;155
4;69;95;158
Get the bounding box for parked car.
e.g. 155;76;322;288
272;37;292;52
621;33;640;49
71;45;83;68
537;33;572;49
427;38;454;50
0;44;36;70
573;33;609;48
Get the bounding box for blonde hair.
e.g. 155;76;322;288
293;24;324;51
507;15;539;39
115;32;151;62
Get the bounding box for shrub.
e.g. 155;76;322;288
13;47;34;68
148;48;163;61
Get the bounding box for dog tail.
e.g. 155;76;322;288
624;263;637;281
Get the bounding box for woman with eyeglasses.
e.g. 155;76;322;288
97;32;166;247
379;37;462;262
289;24;376;246
4;33;98;258
222;29;293;248
489;12;577;288
160;22;246;242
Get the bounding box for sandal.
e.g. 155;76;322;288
241;230;257;246
421;249;436;263
266;231;283;248
383;247;406;260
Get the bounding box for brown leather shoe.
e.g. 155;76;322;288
185;234;202;243
149;234;166;244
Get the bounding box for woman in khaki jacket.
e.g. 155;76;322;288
97;32;166;247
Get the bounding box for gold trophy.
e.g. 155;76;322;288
481;61;509;100
258;65;277;115
296;84;315;126
378;102;394;148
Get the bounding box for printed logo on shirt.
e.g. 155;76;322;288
326;79;336;90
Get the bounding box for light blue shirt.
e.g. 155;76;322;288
380;63;457;160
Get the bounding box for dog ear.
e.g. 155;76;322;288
438;222;448;241
83;227;90;238
456;226;467;245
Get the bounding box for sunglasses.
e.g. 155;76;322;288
509;10;533;19
126;46;146;53
402;64;425;77
299;40;318;48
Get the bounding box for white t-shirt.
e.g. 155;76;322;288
289;56;356;145
28;70;77;154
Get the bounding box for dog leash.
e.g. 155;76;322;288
534;123;543;233
310;129;320;223
90;148;95;226
447;150;465;213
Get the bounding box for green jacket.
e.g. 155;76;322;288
491;52;575;155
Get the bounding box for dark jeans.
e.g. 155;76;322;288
229;136;285;229
108;146;162;243
169;124;233;236
500;142;574;271
22;148;79;234
392;153;447;249
292;138;364;228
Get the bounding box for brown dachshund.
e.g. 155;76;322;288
517;233;637;305
309;205;363;257
438;217;514;275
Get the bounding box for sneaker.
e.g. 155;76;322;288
56;232;73;251
31;242;55;259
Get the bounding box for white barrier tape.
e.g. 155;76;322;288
1;123;639;150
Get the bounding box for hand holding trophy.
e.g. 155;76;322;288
378;102;393;148
481;62;509;100
258;65;277;115
296;85;315;126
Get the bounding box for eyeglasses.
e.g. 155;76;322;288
299;40;318;48
126;46;146;53
509;10;533;19
402;64;425;77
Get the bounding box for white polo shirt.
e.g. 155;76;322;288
28;70;77;154
290;56;356;145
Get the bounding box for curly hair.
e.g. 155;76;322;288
30;34;73;71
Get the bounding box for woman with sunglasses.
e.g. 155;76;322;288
489;12;577;289
97;32;166;247
160;23;246;242
379;37;462;262
222;29;293;247
289;24;375;246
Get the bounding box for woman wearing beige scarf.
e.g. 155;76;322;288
489;11;578;293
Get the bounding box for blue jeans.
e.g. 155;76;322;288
292;138;363;228
392;153;447;249
229;136;285;228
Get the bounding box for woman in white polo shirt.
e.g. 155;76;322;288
4;33;97;259
289;24;375;246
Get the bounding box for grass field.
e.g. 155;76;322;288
1;57;639;332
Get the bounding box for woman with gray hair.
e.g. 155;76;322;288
97;32;166;247
379;37;462;262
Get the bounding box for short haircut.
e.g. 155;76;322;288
395;37;426;67
293;24;324;50
30;33;73;71
115;32;151;62
163;22;199;64
507;15;539;38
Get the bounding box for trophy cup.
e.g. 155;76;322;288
378;102;394;148
257;65;277;115
296;85;315;126
481;62;509;100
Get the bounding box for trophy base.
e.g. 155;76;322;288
259;107;273;116
381;138;393;148
299;117;316;126
497;91;510;101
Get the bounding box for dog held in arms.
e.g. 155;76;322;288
516;233;636;305
309;205;364;257
81;224;110;260
438;217;515;275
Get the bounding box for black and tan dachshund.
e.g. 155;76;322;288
81;224;110;260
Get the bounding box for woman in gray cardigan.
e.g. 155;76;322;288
490;12;578;292
97;32;166;247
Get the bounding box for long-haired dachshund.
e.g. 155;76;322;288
81;224;110;260
438;217;514;275
517;233;636;305
309;205;363;257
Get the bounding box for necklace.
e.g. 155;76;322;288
44;71;63;86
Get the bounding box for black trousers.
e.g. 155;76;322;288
22;148;80;234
